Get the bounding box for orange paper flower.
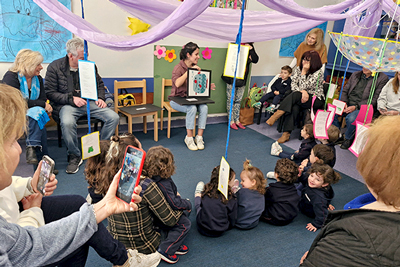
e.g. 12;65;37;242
165;49;177;63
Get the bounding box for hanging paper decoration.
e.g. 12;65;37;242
330;32;400;73
165;49;177;63
202;47;213;59
128;17;150;35
154;45;166;59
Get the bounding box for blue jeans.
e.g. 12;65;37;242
170;101;208;130
26;117;48;154
42;195;128;267
59;102;119;156
332;110;359;140
226;84;245;122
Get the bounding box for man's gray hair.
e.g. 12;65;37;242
66;38;84;56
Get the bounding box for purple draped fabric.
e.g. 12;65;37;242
343;1;382;37
257;0;378;21
33;0;398;51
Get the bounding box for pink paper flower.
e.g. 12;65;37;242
154;45;166;59
165;49;177;63
202;47;212;59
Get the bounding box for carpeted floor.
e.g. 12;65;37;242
15;122;369;267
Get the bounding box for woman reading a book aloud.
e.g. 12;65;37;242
169;42;215;151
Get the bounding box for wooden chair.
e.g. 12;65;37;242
160;78;196;138
114;79;161;141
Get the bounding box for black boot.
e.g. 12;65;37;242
26;146;38;165
340;138;353;150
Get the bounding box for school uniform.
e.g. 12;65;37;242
279;138;316;165
262;181;300;226
259;78;292;106
196;195;237;237
299;185;334;229
235;188;265;229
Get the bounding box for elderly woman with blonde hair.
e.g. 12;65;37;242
300;115;400;266
3;49;52;165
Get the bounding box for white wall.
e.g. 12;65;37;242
0;0;341;79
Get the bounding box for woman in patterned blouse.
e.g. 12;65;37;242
266;51;325;143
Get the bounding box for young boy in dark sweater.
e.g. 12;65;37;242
271;124;316;165
261;158;300;226
143;146;191;263
253;65;292;112
316;125;340;167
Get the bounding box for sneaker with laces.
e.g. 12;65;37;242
184;136;198;151
266;171;276;179
194;181;205;197
113;249;161;267
66;155;83;174
195;135;204;150
157;250;179;264
252;101;262;109
175;245;189;255
266;106;275;113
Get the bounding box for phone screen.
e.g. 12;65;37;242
37;158;52;195
116;146;145;203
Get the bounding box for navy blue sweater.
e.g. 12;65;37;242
271;77;292;97
299;185;334;229
152;176;191;211
235;188;265;229
263;181;300;225
196;194;237;237
292;138;317;164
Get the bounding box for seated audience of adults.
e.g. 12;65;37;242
2;49;53;166
377;71;400;116
266;50;325;143
45;37;119;174
332;68;388;149
300;115;400;266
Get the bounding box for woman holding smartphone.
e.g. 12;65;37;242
169;42;215;151
0;84;159;267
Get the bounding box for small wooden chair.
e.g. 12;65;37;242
114;79;161;141
160;78;196;138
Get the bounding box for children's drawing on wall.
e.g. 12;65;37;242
0;0;72;62
279;22;327;57
210;0;244;9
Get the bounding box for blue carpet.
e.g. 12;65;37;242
15;123;369;266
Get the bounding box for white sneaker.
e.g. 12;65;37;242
266;171;276;179
195;135;205;150
195;181;205;197
184;136;198;151
271;142;282;156
114;249;161;267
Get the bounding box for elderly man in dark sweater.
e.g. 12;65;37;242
45;38;119;174
333;68;388;149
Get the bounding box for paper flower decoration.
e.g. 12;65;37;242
202;47;212;59
165;49;177;63
154;45;166;59
128;17;150;35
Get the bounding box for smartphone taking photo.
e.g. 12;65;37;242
116;146;145;203
37;156;55;195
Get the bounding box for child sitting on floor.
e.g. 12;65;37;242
235;160;266;229
298;144;335;185
316;124;340;167
194;166;237;237
261;158;300;226
298;163;341;232
271;124;316;164
253;65;292;113
141;146;191;263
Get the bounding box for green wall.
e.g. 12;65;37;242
153;45;229;115
153;45;253;117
